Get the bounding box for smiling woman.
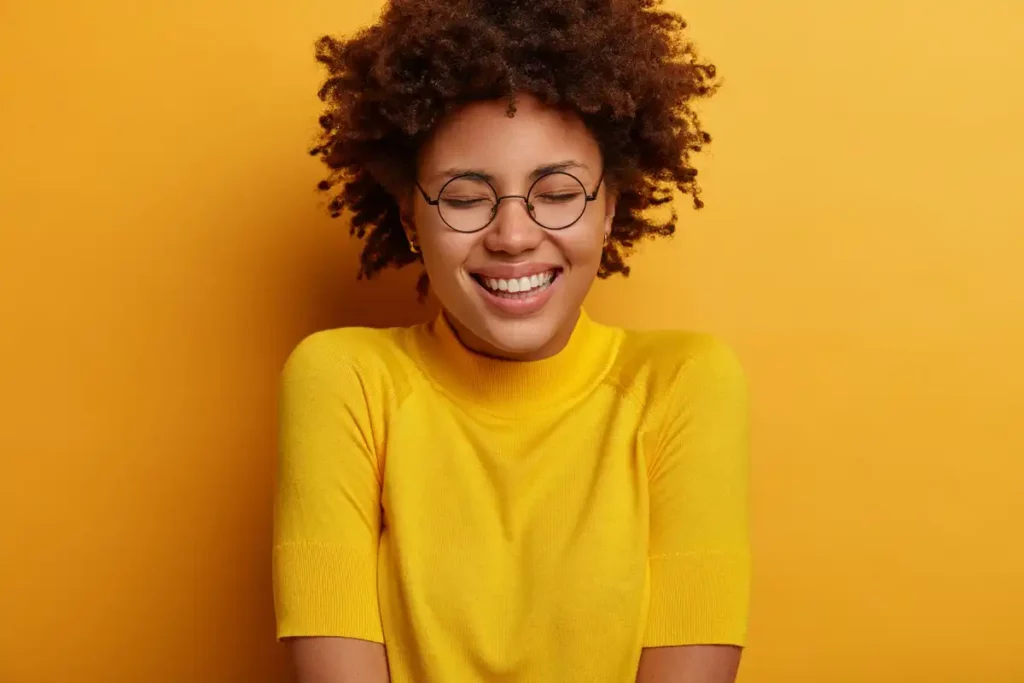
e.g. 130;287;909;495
273;1;750;682
406;96;615;359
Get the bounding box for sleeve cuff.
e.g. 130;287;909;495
273;542;384;643
643;550;751;647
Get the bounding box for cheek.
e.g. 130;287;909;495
554;228;604;267
413;208;452;261
421;230;477;281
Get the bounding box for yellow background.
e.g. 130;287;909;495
2;1;1022;681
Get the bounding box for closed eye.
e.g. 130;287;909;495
441;197;492;209
534;191;583;203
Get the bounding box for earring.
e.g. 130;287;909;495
409;239;420;254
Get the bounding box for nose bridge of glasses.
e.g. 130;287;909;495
488;193;543;243
487;195;544;250
493;193;534;217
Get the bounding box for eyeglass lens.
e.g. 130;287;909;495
437;172;589;232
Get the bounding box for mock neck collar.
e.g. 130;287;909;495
410;309;618;415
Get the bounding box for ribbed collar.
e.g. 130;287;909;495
409;309;618;416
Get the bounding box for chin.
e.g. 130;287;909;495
442;277;578;361
488;326;554;357
475;312;566;360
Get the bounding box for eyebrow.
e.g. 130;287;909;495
427;160;591;185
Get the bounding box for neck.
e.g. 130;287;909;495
443;310;579;362
411;307;618;414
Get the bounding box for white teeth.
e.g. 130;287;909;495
478;270;557;295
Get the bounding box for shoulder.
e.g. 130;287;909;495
281;324;422;397
611;327;747;404
607;327;749;473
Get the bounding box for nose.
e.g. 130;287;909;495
483;196;544;255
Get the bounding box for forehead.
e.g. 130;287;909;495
418;94;601;178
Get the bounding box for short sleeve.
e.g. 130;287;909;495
643;336;751;647
272;332;385;642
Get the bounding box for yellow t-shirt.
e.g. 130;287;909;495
273;310;750;682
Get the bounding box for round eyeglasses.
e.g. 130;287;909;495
415;171;605;233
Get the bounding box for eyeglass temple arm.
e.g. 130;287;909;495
586;172;606;201
415;181;440;206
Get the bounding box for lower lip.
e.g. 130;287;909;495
472;273;561;316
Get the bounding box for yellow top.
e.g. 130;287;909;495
273;310;750;682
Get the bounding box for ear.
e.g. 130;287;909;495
397;192;417;244
602;186;618;241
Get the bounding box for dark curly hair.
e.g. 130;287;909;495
311;0;719;294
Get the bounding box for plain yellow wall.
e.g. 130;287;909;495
2;1;1022;681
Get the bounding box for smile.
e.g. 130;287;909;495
471;269;560;297
468;268;563;316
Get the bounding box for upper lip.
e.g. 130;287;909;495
469;264;563;279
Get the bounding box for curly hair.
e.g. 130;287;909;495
311;0;719;293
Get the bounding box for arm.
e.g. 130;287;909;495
273;332;390;683
636;645;740;683
639;336;751;683
290;637;390;683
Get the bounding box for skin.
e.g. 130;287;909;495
636;645;742;683
404;93;615;361
290;93;742;682
290;637;389;683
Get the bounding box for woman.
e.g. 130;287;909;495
273;0;750;681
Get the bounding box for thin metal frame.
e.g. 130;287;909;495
415;170;605;233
